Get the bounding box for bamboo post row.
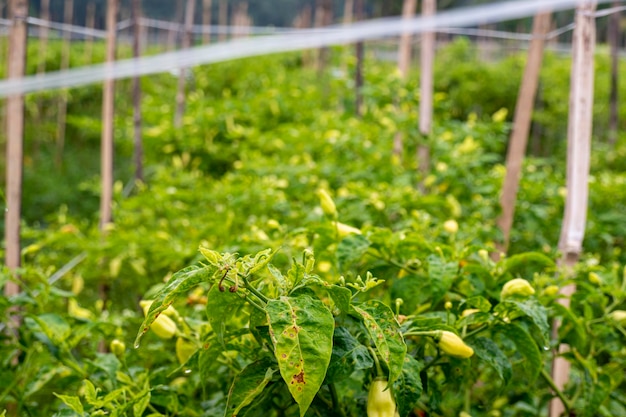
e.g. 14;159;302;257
132;0;143;182
174;0;196;128
4;0;27;297
497;11;552;255
550;2;597;416
99;0;117;231
417;0;435;177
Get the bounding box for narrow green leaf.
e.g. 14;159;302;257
393;355;424;417
498;323;542;383
353;300;406;384
82;379;100;407
268;264;288;295
134;264;216;347
325;327;373;383
470;337;512;385
30;313;71;347
336;234;371;269
427;255;458;305
53;393;84;415
583;373;612;417
266;295;334;417
133;391;151;417
224;358;275;417
286;262;305;289
461;295;492;312
248;248;274;275
500;252;555;280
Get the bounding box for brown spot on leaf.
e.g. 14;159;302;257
292;371;305;384
282;353;287;359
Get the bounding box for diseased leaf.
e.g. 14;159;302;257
427;255;458;305
470;337;512;385
225;358;275;417
266;295;334;417
498;323;542;383
352;300;406;385
206;284;246;347
393;355;424;417
134;264;216;347
325;327;373;383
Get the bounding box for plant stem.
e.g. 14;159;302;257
463;324;489;339
241;274;270;305
540;368;572;413
368;346;384;377
328;383;347;417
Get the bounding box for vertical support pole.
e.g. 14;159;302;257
85;2;95;64
132;0;143;182
203;0;212;44
354;0;364;117
37;0;50;75
56;0;73;168
608;1;620;145
417;0;435;177
4;0;27;297
168;1;184;51
174;0;196;128
497;11;551;254
549;3;597;417
218;0;228;42
100;0;117;231
343;0;353;24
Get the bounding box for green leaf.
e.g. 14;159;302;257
393;355;424;417
461;295;492;312
500;298;550;344
53;393;84;415
352;300;407;384
390;275;431;315
268;264;288;295
134;264;216;347
224;358;275;417
427;254;458;305
286;262;305;290
132;380;151;417
336;234;371;269
325;327;373;383
500;252;555;280
83;379;101;407
498;323;542;383
266;295;334;417
248;248;274;275
30;313;71;347
206;283;247;346
470;337;512;385
582;373;612;417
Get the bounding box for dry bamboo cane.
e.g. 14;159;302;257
549;2;597;416
417;0;436;181
174;0;196;128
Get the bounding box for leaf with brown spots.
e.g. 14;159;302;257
266;295;334;417
224;358;275;417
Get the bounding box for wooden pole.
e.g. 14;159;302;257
55;0;73;169
218;0;228;42
203;0;212;44
100;0;117;231
497;11;551;254
398;0;416;78
37;0;50;75
343;0;353;24
354;0;364;117
608;1;620;145
4;0;27;295
168;1;184;51
174;0;196;128
417;0;435;178
85;2;96;64
315;0;333;74
549;3;597;417
132;0;143;182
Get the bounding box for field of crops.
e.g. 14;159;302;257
2;3;626;416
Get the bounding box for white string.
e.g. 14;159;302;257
138;17;295;36
438;27;534;41
25;16;107;38
593;4;626;16
0;0;619;98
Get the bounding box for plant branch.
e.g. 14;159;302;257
540;368;572;413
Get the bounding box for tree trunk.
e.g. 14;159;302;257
174;0;196;128
497;11;551;255
132;0;143;182
550;3;597;416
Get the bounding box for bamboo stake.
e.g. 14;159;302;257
218;0;228;42
168;1;184;51
549;3;597;417
343;0;353;24
203;0;212;44
55;0;73;169
85;2;95;64
37;0;50;75
174;0;196;128
354;0;364;116
394;0;417;158
417;0;435;178
608;1;619;145
100;0;117;231
4;0;27;294
497;11;551;254
132;0;143;182
315;0;333;74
